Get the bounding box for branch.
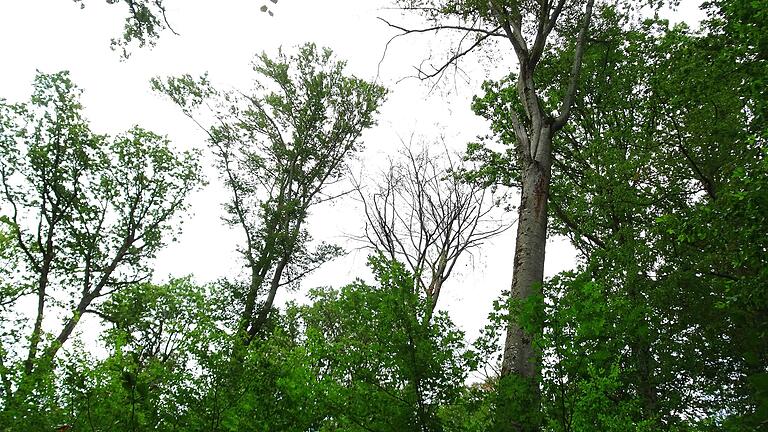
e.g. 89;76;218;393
378;17;503;82
530;0;568;66
153;0;180;36
418;31;500;81
550;199;605;249
553;0;595;130
378;17;505;37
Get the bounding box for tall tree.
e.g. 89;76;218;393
154;43;387;344
472;3;767;428
0;71;201;422
390;1;601;429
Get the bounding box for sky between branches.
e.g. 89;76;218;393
0;0;705;342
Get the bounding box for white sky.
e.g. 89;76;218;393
0;0;706;344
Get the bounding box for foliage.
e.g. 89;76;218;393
0;0;765;430
295;257;471;431
72;0;176;57
462;0;767;430
0;71;201;428
153;43;387;343
71;0;282;58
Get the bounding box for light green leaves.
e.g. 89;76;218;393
155;43;386;340
0;71;202;381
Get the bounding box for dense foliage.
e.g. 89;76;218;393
1;0;766;431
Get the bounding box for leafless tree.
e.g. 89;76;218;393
353;140;508;322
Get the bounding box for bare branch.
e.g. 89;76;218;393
354;138;508;316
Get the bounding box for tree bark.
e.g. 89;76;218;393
24;272;48;375
492;1;593;428
246;254;289;340
502;158;551;376
497;130;552;432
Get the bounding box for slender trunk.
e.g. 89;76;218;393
45;237;133;362
423;278;442;325
239;262;266;338
246;255;289;341
635;337;657;416
423;260;446;325
24;260;51;375
627;277;657;420
45;293;93;361
24;290;45;374
497;132;552;432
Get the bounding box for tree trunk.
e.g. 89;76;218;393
24;285;46;374
24;260;51;375
627;276;658;421
497;131;552;432
45;293;94;361
246;255;289;341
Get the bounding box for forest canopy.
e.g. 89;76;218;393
0;0;766;431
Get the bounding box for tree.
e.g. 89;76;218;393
59;278;217;431
391;1;600;429
296;257;470;432
0;71;201;424
153;43;387;344
354;143;507;322
471;3;767;429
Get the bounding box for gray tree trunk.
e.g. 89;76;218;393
502;148;551;378
497;130;552;432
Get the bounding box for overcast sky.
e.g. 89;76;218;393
0;0;706;342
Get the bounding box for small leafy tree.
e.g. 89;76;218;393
58;278;218;431
0;71;201;428
297;257;471;432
